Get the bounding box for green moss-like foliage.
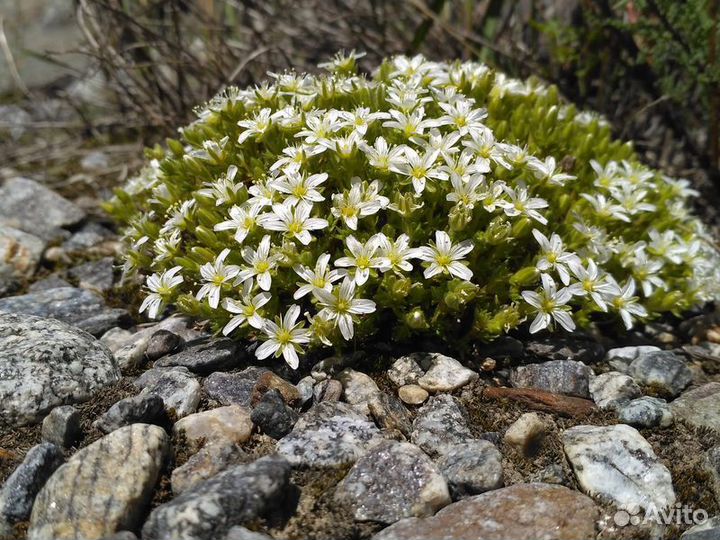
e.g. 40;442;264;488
107;52;719;368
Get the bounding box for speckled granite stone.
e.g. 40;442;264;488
0;313;121;426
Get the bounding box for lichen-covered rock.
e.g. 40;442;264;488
28;424;168;540
372;483;599;540
510;360;592;398
0;314;120;426
411;395;472;457
335;441;450;524
626;350;692;396
142;455;292;540
387;355;425;387
562;424;675;511
617;396;673;428
436;440;503;499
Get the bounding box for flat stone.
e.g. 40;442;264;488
529;464;566;485
94;394;167;433
626;350;692;397
0;443;64;524
205;368;268;407
0;225;45;295
171;442;247;495
142;455;292;540
145;330;185;361
605;345;661;373
155;338;243;374
138;367;201;419
0;177;85;238
589;371;642;410
617;396;673;428
483;386;596;417
28;275;72;292
436;440;503;499
525;337;604;363
398;384;428;405
224;527;273;540
368;392;412;437
682;517;720;540
372;483;599;540
503;412;551;455
411;394;472;457
250;389;299;439
387;355;425;387
0;313;120;426
174;405;254;451
338;368;381;414
277;401;386;467
336;441;450;524
416;354;478;393
0;287;128;337
251;371;301;407
671;383;720;433
67;257;115;292
41;405;81;448
562;424;675;511
28;424;168;540
510;360;591;398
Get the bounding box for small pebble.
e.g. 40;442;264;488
399;384;429;405
41;405;81;448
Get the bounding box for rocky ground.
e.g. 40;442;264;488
1;173;720;540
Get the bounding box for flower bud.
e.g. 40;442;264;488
510;266;539;286
405;308;429;330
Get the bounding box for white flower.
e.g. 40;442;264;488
246;179;277;209
500;186;548;224
255;305;311;369
581;193;630;222
338;107;389;135
271;171;327;205
648;229;683;264
377;233;416;273
294;111;341;147
416;231;473;280
521;274;575;333
221;281;272;335
590;159;620;190
318;49;366;72
527;156;575;186
214;203;261;244
236;235;281;290
610;184;657;215
237;108;273;144
628;249;665;297
335;235;384;285
196;248;240;309
418;129;461;163
319;131;362;158
382;107;439;138
462;128;511;170
196;165;243;206
609;278;647;329
313;277;376;340
258;201;328;245
361;136;406;172
139;266;184;319
390;147;447;195
532;229;578;285
269;144;322;174
435;99;487;135
446;173;486;209
293;253;342;299
566;258;619;311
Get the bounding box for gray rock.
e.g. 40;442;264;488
295;376;314;406
562;424;675;511
252;371;302;407
368;392;412;437
81;150;110;171
436;440;503;499
510;360;592;398
605;345;661;373
411;395;472;457
204;368;268;407
142;455;292;540
224;527;273;540
0;225;45;295
589;371;642;410
525;337;604;363
671;382;720;433
310;354;358;381
250;389;299;439
99;533;138;540
336;440;450;524
94;394;167;433
705;446;720;505
28;424;169;540
682;517;720;540
0;177;85;239
41;405;81;448
154;338;243;374
387;355;425;387
145;330;185;361
371;483;599;540
171;442;247;495
626;350;692;396
0;443;64;524
0;287;128;337
338;368;380;414
138;367;201;418
277;401;386;467
67;257;115;292
100;327;134;353
416;354;478;393
0;313;120;426
617;396;673;428
63;222;116;252
28;275;72;292
313;378;343;402
529;464;566;485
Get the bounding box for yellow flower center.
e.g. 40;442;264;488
276;329;293;346
436;254;452;267
256;261;270;273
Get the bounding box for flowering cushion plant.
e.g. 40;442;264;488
106;51;720;368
